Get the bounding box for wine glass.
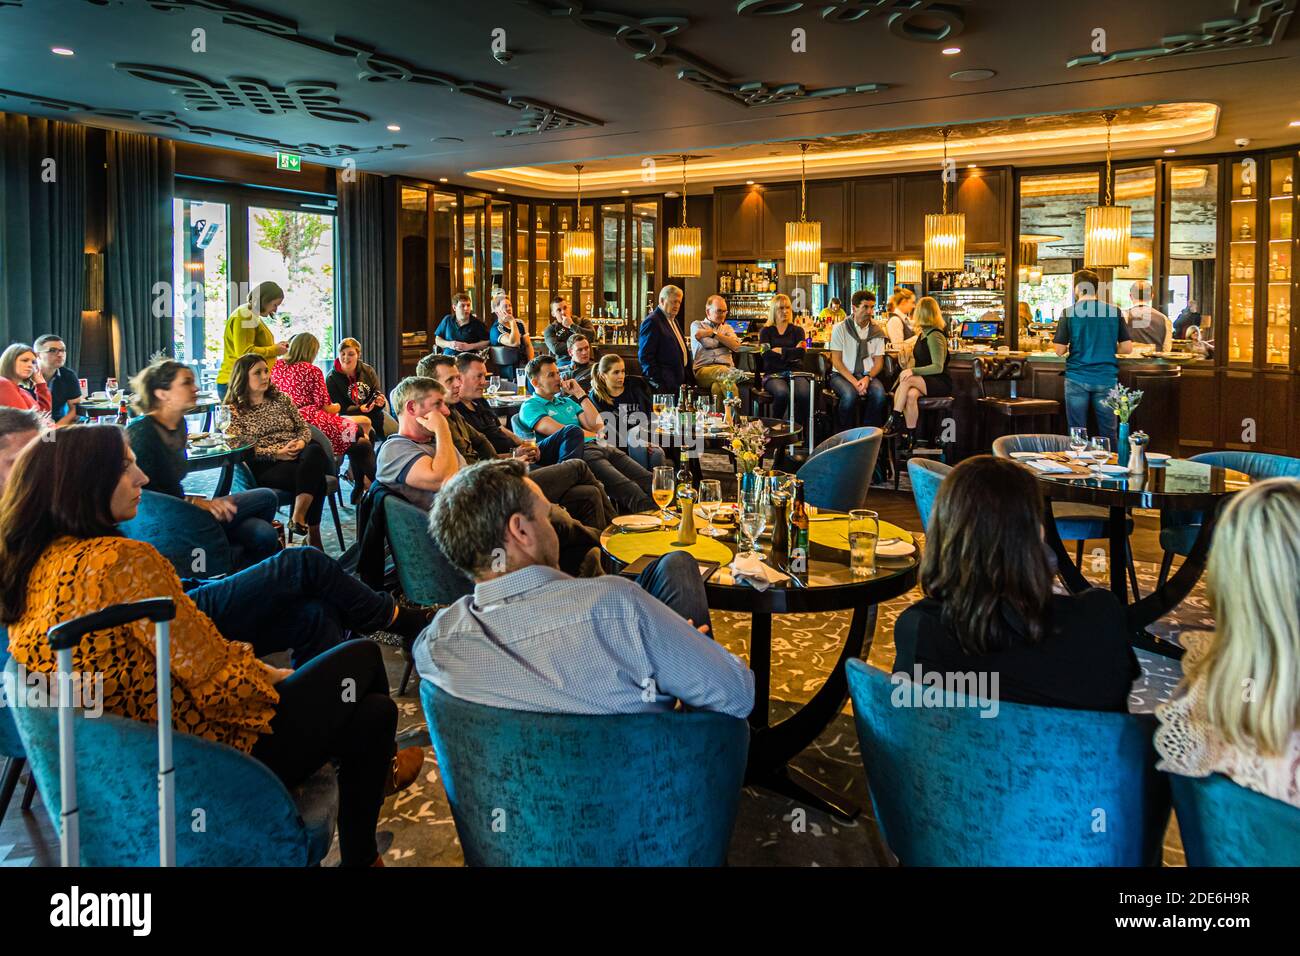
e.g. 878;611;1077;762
739;481;768;556
1068;426;1088;458
698;479;723;537
487;375;502;397
1087;436;1112;475
651;465;676;523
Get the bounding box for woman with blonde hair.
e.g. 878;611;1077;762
1155;478;1300;807
216;280;288;398
884;295;951;439
327;337;393;437
758;293;810;422
271;333;375;502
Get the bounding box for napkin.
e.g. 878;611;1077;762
1023;458;1074;474
729;553;791;592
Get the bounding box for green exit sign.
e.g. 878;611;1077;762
276;151;302;172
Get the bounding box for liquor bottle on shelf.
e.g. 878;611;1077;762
1231;335;1242;360
1285;172;1294;195
1239;218;1252;241
1242;176;1254;199
768;272;777;293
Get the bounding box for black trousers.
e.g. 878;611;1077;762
251;444;330;525
344;438;377;486
250;639;397;868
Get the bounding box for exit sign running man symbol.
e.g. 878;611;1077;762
276;152;301;172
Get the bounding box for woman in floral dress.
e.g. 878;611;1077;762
271;333;376;502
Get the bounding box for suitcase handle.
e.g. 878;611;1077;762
48;598;176;651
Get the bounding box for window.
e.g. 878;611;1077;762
248;205;337;356
171;199;229;368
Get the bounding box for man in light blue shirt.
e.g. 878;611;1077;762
414;459;754;718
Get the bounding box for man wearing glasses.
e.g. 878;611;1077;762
33;334;82;426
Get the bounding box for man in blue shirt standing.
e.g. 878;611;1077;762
435;292;491;356
1053;269;1133;444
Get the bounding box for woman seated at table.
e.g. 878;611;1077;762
327;337;394;440
758;294;810;423
0;343;51;416
271;333;375;503
893;455;1138;711
589;353;665;471
224;353;329;548
1156;478;1300;808
125;357;280;568
884;295;951;441
0;424;424;867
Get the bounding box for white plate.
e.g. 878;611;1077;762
876;539;916;558
1010;451;1041;460
1145;453;1171;465
612;514;662;532
1095;464;1129;475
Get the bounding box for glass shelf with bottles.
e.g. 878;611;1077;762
719;263;779;296
1228;160;1259;364
1266;156;1294;365
925;255;1006;293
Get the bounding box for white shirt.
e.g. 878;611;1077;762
885;312;919;348
829;319;885;377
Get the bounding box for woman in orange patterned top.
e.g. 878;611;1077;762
0;425;424;867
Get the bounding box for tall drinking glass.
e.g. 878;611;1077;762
651;465;676;522
698;479;723;537
739;481;767;557
515;369;527;392
848;509;879;577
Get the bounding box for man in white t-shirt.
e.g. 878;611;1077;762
827;290;889;428
1124;280;1173;351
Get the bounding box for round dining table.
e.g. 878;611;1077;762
80;395;223;430
1030;455;1253;658
600;509;918;821
183;440;255;498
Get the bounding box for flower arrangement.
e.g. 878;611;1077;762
715;367;753;388
1100;384;1144;423
730;418;768;473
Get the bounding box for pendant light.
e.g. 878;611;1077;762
1084;112;1132;269
924;127;966;272
561;163;595;281
896;259;922;284
785;143;822;275
813;261;829;285
667;155;702;277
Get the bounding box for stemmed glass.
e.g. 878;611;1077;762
698;479;723;537
487;375;502;398
738;481;768;557
1068;426;1088;458
1087;436;1112;475
651;466;676;524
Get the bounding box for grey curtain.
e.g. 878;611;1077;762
337;171;391;385
0;114;86;353
106;131;174;378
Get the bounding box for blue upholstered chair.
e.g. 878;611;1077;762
1157;451;1300;588
120;490;237;579
510;412;532;440
384;496;473;694
6;656;338;866
795;426;882;512
231;425;346;548
992;433;1139;593
845;659;1170;866
420;680;749;866
1169;772;1300;866
907;457;951;530
0;631;37;827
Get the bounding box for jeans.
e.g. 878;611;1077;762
582;441;653;513
222;488;281;568
186;547;396;668
530;459;614;530
1064;378;1118;445
763;374;814;425
635;550;712;637
829;373;888;429
536;424;585;467
249;639;395;868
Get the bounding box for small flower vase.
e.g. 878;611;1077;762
1117;421;1131;467
738;467;757;506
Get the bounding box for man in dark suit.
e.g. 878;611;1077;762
637;284;690;394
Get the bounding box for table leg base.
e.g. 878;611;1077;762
750;764;861;823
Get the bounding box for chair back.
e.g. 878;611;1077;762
307;424;339;476
907;458;951;530
489;346;515;372
0;631;23;759
845;659;1170;865
809;425;876;457
795;426;882;512
6;660;333;866
383;495;473;607
991;432;1070;458
972;357;1029;398
419;680;748;866
1189;450;1300;481
120;490;236;578
1169;772;1300;866
511;413;534;440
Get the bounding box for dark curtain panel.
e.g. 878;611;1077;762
337;171;392;385
0;114;86;354
106;131;174;378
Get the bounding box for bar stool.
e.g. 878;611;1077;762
972;357;1061;453
736;350;774;419
890;395;956;490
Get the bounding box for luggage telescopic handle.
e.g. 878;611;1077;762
48;598;176;651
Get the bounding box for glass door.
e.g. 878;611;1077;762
1266;154;1294;366
632;201;658;323
171;198;229;374
1227;160;1257;364
1166;162;1218;347
600;201;626;322
247;203;337;356
398;186;429;360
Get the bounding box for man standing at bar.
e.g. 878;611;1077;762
1124;280;1173;351
1054;269;1133;444
638;284;690;394
690;295;741;402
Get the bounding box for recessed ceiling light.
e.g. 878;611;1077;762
51;47;74;56
1164;148;1177;154
620;189;629;194
439;177;448;183
967;163;977;168
950;69;995;82
746;180;755;185
386;124;401;132
1290;120;1300;127
942;47;961;55
497;187;505;192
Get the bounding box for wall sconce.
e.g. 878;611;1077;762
83;251;104;312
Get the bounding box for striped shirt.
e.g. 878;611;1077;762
413;564;754;718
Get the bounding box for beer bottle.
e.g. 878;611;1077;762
788;478;810;562
115;399;129;426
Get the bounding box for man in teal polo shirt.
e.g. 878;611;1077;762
1053;268;1133;445
521;355;653;514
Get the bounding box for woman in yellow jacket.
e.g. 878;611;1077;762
216;280;289;398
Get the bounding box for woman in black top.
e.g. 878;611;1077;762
326;337;390;439
125;358;281;567
893;455;1138;712
758;295;810;423
885;295;952;438
589;353;665;470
